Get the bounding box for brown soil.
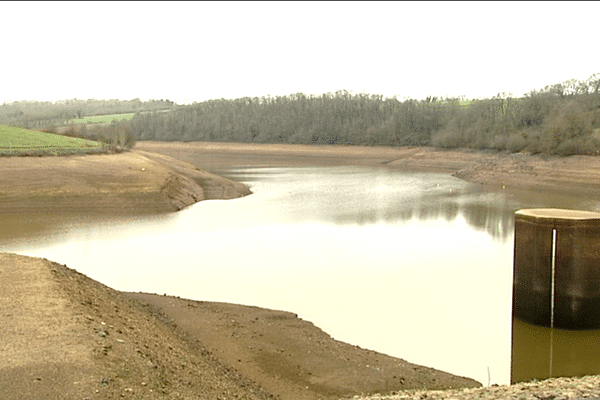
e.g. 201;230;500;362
0;254;480;400
0;149;251;215
0;253;274;400
126;293;477;400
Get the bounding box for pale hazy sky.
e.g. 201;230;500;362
1;1;598;104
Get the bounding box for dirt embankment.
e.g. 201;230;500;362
127;293;478;400
0;149;251;215
0;253;273;400
0;254;480;400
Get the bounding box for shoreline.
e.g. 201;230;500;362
0;149;251;215
3;142;600;398
0;254;480;399
4;254;600;400
135;141;600;201
2;141;599;217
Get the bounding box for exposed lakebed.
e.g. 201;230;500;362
3;165;600;386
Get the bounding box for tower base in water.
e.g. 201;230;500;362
513;208;600;329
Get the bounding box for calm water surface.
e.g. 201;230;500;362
2;165;599;386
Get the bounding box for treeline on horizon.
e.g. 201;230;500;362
0;98;177;152
0;98;177;127
4;73;600;156
129;73;600;155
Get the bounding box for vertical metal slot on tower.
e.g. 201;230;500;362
549;228;557;377
551;228;557;329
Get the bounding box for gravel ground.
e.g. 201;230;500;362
343;375;600;400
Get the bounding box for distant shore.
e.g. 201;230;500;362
137;141;600;201
2;141;598;217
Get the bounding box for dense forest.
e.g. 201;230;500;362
4;73;600;156
127;73;600;155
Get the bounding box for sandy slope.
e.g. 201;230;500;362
0;253;274;400
0;254;480;399
127;293;479;400
0;149;250;215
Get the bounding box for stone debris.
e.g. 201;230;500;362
344;375;600;400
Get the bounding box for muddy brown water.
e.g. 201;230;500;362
3;165;600;386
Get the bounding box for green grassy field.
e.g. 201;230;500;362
0;125;102;155
69;112;135;124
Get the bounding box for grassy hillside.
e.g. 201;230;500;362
69;112;135;124
0;125;102;155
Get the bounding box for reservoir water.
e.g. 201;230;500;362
2;165;600;386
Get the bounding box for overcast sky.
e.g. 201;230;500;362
1;1;598;104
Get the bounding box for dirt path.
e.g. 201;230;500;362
0;253;275;400
3;252;596;400
0;253;101;399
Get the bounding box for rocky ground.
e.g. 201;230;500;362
342;375;600;400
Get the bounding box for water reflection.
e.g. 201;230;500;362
234;166;492;228
461;203;514;241
511;318;600;383
0;211;177;251
228;166;597;241
4;166;592;248
333;194;517;241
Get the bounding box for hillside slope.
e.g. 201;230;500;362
0;253;273;399
0;124;102;155
0;254;481;399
